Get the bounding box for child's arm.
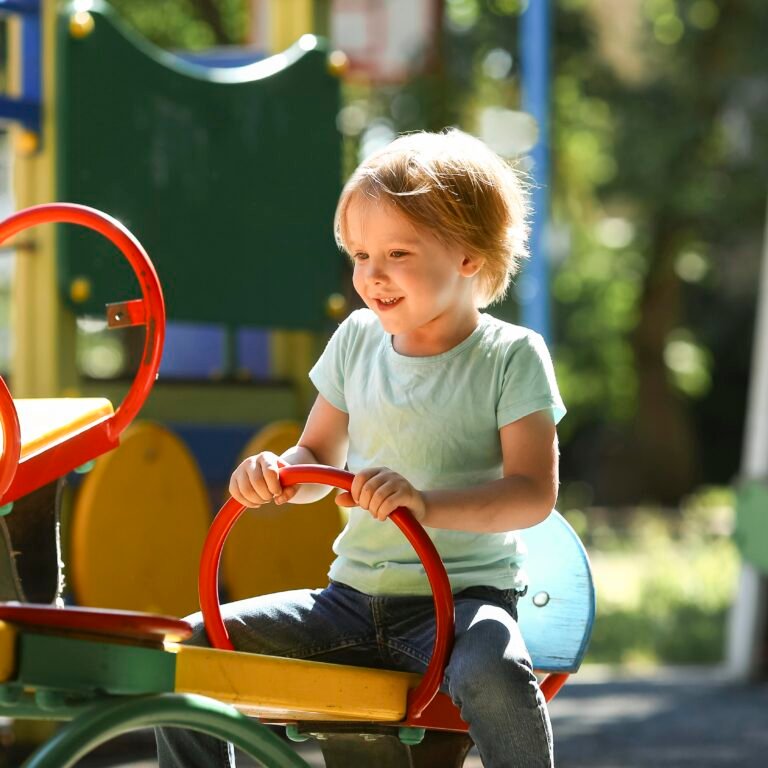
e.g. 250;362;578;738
229;394;348;508
337;410;558;532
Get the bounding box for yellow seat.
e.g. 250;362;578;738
1;398;118;506
172;644;417;722
13;399;114;459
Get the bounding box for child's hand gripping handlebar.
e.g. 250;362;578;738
198;464;455;720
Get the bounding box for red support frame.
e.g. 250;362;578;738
0;203;166;505
0;375;21;500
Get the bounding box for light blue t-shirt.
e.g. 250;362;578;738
309;309;566;596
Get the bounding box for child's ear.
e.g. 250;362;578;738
459;253;483;277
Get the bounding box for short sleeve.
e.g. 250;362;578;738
497;332;566;428
308;314;356;413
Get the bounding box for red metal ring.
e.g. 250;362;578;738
199;464;455;720
0;203;165;440
0;376;21;500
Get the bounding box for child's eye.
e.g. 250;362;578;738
390;250;408;259
353;252;368;261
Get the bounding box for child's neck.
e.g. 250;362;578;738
392;307;481;357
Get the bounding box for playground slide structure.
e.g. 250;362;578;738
0;204;596;767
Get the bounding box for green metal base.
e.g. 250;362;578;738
22;693;309;768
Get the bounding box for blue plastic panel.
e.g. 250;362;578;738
517;511;596;672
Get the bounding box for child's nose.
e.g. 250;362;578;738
368;262;387;282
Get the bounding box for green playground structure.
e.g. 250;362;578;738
56;0;342;331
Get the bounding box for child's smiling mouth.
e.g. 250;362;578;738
375;297;403;310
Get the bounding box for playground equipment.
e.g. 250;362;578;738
0;203;595;765
1;458;595;767
0;202;164;605
1;0;347;616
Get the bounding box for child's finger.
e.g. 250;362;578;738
273;486;298;505
350;467;379;505
257;458;283;497
376;494;404;521
335;491;355;507
233;473;265;508
358;473;388;511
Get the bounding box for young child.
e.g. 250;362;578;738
157;129;564;767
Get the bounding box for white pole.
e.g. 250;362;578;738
726;192;768;679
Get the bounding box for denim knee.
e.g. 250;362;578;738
179;611;211;648
445;652;553;767
448;650;538;714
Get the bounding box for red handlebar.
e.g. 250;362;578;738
0;376;21;500
199;465;455;720
0;203;165;441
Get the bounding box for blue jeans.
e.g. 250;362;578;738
156;582;553;767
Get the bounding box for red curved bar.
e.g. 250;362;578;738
0;204;165;440
0;603;193;644
0;376;21;500
540;672;570;702
199;464;455;720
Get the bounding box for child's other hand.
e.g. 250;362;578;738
229;451;296;508
336;467;426;523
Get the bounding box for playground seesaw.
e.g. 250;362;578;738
0;204;596;767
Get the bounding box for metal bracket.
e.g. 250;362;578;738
106;299;146;329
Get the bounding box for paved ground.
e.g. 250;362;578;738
8;667;768;767
544;666;768;767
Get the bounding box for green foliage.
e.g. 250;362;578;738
574;489;739;665
108;0;247;49
551;1;768;495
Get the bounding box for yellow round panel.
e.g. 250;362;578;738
71;422;210;617
222;421;343;600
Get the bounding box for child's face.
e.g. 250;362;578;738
345;196;480;353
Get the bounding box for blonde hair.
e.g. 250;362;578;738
335;129;530;308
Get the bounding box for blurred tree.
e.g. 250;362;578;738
561;0;768;503
109;0;246;48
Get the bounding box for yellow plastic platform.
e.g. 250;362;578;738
0;619;414;722
222;421;343;599
173;644;417;722
71;421;211;617
13;398;113;458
